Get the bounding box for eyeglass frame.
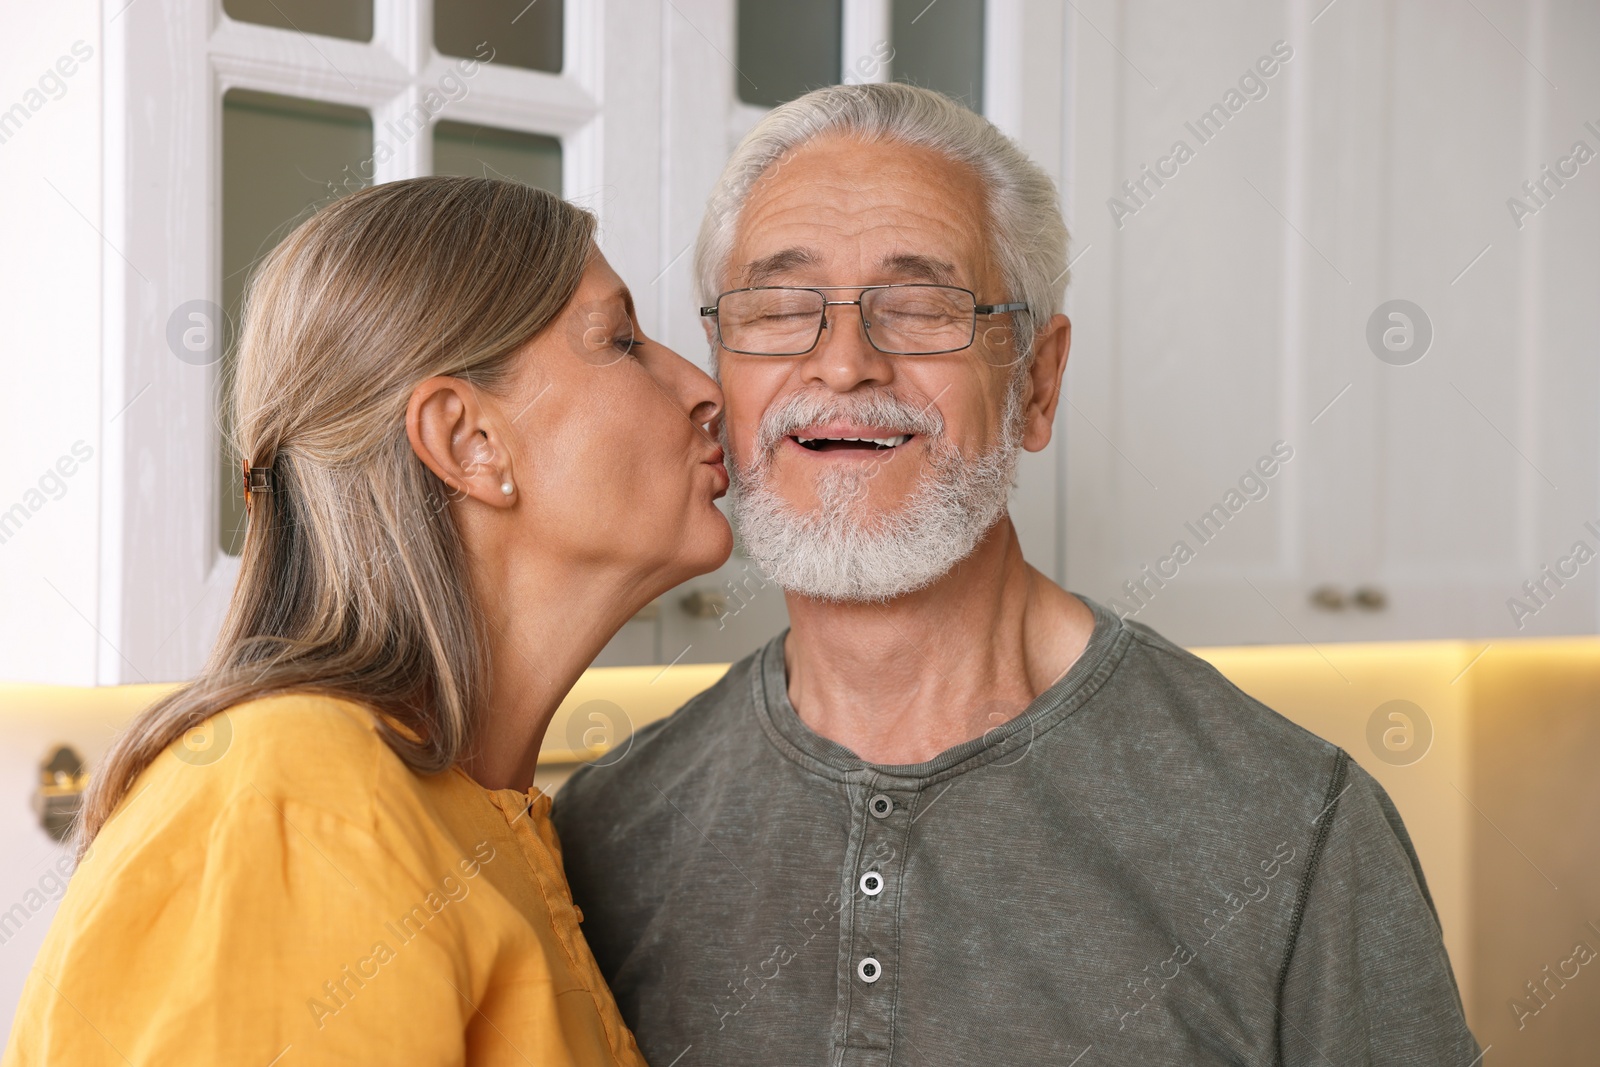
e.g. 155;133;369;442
698;283;1029;357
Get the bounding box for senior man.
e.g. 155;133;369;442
554;83;1477;1066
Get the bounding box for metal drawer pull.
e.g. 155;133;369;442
34;745;88;843
1352;585;1388;610
680;589;729;619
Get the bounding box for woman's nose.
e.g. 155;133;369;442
674;349;723;434
691;395;722;436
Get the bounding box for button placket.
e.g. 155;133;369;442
840;779;904;1057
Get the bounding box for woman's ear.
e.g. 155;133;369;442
406;377;517;506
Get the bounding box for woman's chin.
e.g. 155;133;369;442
629;518;734;602
694;512;736;573
658;514;735;588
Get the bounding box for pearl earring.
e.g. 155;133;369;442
500;480;514;497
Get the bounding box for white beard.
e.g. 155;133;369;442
727;380;1025;603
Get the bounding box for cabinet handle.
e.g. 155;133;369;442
680;589;729;619
1309;584;1346;611
33;745;88;843
1352;585;1387;611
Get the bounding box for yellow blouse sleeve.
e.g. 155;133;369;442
8;787;498;1066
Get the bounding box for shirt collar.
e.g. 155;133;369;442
751;593;1130;785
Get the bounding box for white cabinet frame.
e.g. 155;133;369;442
104;0;625;682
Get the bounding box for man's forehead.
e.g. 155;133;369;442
738;246;963;287
726;134;992;285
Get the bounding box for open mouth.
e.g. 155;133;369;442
792;434;913;453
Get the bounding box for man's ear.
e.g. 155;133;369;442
1021;314;1071;452
406;376;516;506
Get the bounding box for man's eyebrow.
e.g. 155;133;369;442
741;248;820;286
877;253;959;285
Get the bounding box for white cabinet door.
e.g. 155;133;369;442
1063;0;1600;647
95;0;631;683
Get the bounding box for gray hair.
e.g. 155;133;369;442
694;82;1069;364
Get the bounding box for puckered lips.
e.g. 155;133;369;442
702;445;728;497
785;421;918;458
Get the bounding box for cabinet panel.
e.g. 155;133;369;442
1065;0;1600;646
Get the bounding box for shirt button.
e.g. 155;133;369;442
868;793;893;818
857;956;882;984
860;871;885;896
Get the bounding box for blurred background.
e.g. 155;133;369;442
1;0;1597;1060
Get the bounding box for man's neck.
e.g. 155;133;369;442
781;517;1097;765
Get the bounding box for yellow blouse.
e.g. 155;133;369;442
3;693;648;1067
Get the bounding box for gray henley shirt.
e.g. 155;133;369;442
553;594;1480;1066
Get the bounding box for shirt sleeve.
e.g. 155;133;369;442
12;788;480;1066
1277;756;1482;1065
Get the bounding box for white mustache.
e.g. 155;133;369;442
754;390;946;455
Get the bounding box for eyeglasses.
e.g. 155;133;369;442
700;284;1028;357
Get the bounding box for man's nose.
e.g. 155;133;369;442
800;303;893;391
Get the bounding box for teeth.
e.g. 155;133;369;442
794;434;912;447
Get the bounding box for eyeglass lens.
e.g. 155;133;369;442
717;285;978;355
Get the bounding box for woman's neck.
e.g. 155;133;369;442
460;553;651;792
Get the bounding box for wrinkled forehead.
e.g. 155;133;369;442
727;134;999;293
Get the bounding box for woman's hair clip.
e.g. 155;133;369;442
242;462;276;506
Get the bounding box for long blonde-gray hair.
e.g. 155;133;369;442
76;176;596;854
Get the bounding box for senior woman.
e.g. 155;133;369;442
3;177;731;1065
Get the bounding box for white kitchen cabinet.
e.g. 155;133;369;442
1063;0;1600;647
2;0;1594;689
